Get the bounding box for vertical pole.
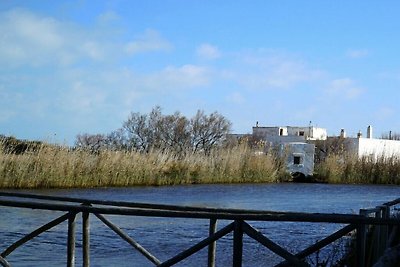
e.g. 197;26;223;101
233;220;243;267
357;210;367;267
381;205;390;249
373;209;381;262
208;218;217;267
67;212;76;267
82;211;90;267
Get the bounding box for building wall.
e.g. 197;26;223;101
311;127;328;140
252;127;288;139
253;126;326;140
357;138;400;159
287;127;310;137
287;127;327;140
266;135;306;145
342;138;400;159
285;142;315;176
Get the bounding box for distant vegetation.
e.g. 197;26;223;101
75;106;232;156
1;108;400;188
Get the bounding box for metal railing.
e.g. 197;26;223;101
0;191;399;267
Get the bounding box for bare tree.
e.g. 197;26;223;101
158;112;191;154
77;107;232;155
106;128;128;150
123;112;150;152
75;133;107;152
190;110;231;154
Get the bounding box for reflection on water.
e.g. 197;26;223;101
1;183;400;266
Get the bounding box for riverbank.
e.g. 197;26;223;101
1;144;400;189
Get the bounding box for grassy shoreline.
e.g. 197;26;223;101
1;144;400;189
0;144;289;189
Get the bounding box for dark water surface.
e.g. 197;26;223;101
1;183;400;266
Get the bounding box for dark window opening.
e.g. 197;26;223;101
294;156;301;165
299;131;305;136
279;129;283;136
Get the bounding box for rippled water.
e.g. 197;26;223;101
1;183;400;266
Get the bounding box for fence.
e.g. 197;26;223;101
0;191;399;267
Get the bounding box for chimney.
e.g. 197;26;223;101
357;131;362;138
340;129;346;138
367;125;373;139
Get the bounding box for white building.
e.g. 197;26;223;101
252;124;326;177
341;126;400;160
253;125;327;141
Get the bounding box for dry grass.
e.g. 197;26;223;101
315;154;400;184
0;143;287;189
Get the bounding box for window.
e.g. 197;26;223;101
279;128;284;136
294;156;301;165
299;131;305;136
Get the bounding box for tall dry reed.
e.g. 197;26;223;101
0;143;286;189
315;154;400;184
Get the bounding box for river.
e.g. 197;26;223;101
1;183;400;266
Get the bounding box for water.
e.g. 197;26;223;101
1;183;400;266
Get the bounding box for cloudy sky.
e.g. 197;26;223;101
1;0;400;144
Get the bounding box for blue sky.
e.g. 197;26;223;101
1;0;400;144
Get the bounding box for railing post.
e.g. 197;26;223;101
357;210;367;267
67;212;77;267
381;205;390;249
373;208;382;262
233;220;243;267
82;210;90;267
208;218;217;267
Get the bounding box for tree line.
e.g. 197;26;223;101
75;107;232;155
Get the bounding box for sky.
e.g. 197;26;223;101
1;0;400;144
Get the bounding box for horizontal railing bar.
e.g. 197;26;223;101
275;224;357;267
0;199;399;225
0;191;293;215
1;212;70;258
159;222;235;267
242;222;309;267
383;198;400;206
94;213;161;265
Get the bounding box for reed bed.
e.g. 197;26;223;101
315;154;400;184
2;140;400;189
0;144;288;189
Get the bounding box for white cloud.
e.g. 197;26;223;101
124;29;172;55
0;9;172;68
346;49;369;59
325;78;363;99
196;43;221;60
0;8;67;66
